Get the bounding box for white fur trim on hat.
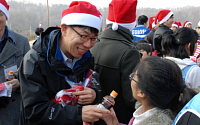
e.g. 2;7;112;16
152;21;156;28
106;19;136;32
185;22;192;27
172;24;178;28
159;11;174;24
0;3;9;20
198;21;200;27
61;13;102;32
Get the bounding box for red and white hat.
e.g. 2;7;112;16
172;21;182;28
0;0;9;20
61;1;102;32
149;16;156;31
183;21;192;27
106;0;137;31
155;9;174;24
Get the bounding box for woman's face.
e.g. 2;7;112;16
130;72;141;100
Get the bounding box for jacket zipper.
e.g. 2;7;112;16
49;107;55;120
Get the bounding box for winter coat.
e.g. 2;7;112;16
127;108;176;125
173;93;200;125
0;28;30;125
90;24;140;125
18;27;98;125
165;57;200;88
153;24;173;57
145;29;155;45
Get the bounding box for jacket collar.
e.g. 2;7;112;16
0;40;18;64
101;24;134;44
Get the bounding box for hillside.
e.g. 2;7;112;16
7;1;200;40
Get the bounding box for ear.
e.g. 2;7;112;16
185;43;191;52
61;24;68;36
137;89;146;98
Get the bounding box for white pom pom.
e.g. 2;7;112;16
112;23;118;31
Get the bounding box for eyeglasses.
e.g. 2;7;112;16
70;26;97;44
0;11;4;16
129;73;140;84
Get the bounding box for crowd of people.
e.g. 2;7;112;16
0;0;200;125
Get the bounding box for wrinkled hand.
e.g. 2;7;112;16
102;108;119;125
82;105;110;122
0;96;9;108
7;79;20;92
72;87;96;105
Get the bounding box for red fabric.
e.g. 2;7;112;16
62;1;101;18
107;0;137;23
152;50;158;56
0;83;5;91
149;16;155;31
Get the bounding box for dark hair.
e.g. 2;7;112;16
162;27;198;59
137;15;148;25
133;56;197;113
138;39;149;44
70;25;99;36
136;43;152;55
35;27;44;35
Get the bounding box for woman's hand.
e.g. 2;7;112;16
102;108;119;125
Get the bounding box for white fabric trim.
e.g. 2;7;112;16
159;11;174;24
175;109;200;125
133;34;146;38
0;3;9;20
172;24;178;28
152;21;156;28
106;19;136;32
61;13;102;32
184;22;192;27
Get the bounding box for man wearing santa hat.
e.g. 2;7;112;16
183;21;192;28
91;0;140;124
153;9;174;57
18;1;110;125
0;0;30;124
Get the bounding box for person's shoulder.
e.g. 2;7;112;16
8;29;28;40
138;109;175;125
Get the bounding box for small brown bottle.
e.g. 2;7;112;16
97;90;118;110
6;71;15;81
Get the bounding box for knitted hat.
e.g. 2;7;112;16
183;21;192;27
149;16;156;30
0;0;9;20
61;1;102;32
155;9;174;24
106;0;137;31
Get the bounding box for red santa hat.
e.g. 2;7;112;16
61;1;102;32
0;0;9;20
183;21;192;27
178;22;182;28
149;16;156;31
155;9;174;25
172;21;179;28
106;0;137;31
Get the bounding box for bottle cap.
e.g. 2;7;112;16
110;90;118;98
9;71;14;75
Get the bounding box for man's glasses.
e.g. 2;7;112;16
129;72;140;84
70;26;97;44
